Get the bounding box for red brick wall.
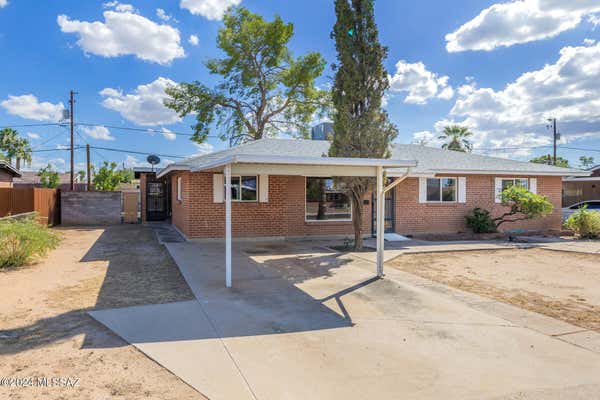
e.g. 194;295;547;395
393;175;562;233
171;172;562;239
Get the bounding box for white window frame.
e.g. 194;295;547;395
304;177;353;223
177;176;182;201
425;177;458;203
225;175;259;202
501;177;529;190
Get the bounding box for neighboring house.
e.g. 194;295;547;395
13;171;87;191
562;164;600;207
0;161;22;188
139;138;587;239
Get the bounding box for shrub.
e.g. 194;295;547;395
564;206;600;239
0;216;60;268
465;208;497;233
494;186;553;228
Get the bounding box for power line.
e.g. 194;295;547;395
0;123;67;129
88;145;187;159
76;122;216;138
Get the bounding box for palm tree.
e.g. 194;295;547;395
438;125;473;152
0;128;32;169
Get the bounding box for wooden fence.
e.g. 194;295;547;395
0;188;60;225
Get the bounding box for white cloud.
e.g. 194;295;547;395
446;0;600;52
82;125;115;141
103;2;135;13
161;127;176;141
188;34;199;46
123;154;174;169
583;38;596;46
440;42;600;157
388;60;454;104
180;0;241;20
100;77;181;126
1;94;64;121
589;14;600;28
412;130;445;147
27;132;40;139
156;8;177;22
57;5;185;65
27;157;66;173
193;142;214;156
0;0;8;8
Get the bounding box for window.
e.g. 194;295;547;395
426;178;456;202
305;177;352;221
177;177;182;201
225;176;257;201
501;178;529;191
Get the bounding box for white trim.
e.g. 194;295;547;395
458;177;467;203
403;168;588;177
156;164;190;178
213;174;224;203
563;176;600;182
423;177;459;203
225;164;232;288
259;174;269;203
176;176;182;201
304;177;353;223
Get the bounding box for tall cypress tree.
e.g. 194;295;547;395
330;0;397;250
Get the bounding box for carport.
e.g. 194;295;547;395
187;154;416;287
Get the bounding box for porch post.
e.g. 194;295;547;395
225;163;232;288
376;166;385;277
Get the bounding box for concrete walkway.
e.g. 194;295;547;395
90;240;600;400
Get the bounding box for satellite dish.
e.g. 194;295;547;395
147;154;160;171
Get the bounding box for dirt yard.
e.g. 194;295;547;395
0;225;204;400
390;248;600;332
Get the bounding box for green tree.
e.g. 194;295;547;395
329;0;397;250
438;125;473;152
530;154;569;167
93;162;131;191
38;164;60;189
494;186;553;228
165;7;328;145
579;156;595;169
77;170;86;183
0;128;32;169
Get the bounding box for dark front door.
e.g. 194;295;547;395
371;179;395;235
146;181;167;221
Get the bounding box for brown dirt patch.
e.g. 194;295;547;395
389;248;600;332
0;225;203;400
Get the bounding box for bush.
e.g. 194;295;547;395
0;216;60;268
564;206;600;239
465;208;497;233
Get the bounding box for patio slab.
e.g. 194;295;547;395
90;240;600;400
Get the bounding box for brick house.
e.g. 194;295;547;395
140;139;587;241
0;161;21;188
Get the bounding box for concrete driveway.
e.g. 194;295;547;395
90;240;600;400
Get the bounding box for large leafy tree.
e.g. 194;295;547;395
165;7;328;145
329;0;397;250
438;125;473;152
0;128;32;169
38;164;60;189
92;162;131;191
530;154;569;168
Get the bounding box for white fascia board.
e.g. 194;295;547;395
156;164;191;178
191;154;417;172
415;169;590;177
563;176;600;182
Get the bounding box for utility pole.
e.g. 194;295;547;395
86;144;91;191
547;118;558;166
69;90;76;191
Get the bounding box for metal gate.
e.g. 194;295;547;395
146;181;167;221
371;180;395;235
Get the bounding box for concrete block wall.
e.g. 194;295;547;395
61;191;121;225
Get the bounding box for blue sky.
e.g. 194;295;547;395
0;0;599;172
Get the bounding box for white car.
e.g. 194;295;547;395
562;200;600;221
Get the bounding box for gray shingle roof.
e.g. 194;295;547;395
167;138;585;176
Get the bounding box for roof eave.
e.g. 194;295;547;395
414;168;590;177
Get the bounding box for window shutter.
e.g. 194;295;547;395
529;178;537;194
458;177;467;203
213;174;224;203
259;174;269;203
494;178;502;203
418;178;427;203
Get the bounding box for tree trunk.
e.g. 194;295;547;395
16;157;21;170
352;191;363;250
